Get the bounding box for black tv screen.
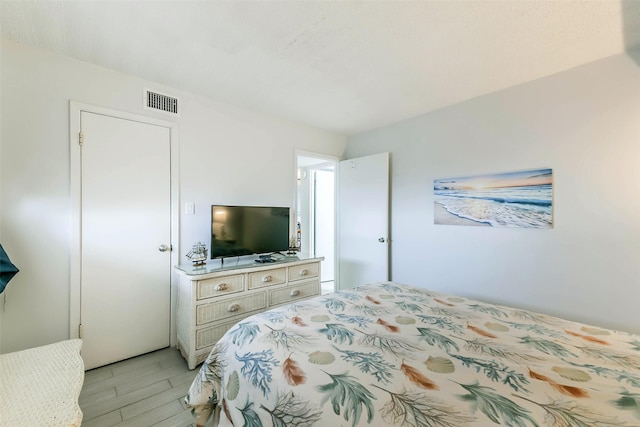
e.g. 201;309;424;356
211;205;290;259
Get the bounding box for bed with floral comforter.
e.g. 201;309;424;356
185;282;640;426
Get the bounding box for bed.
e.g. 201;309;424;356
185;282;640;426
0;339;84;426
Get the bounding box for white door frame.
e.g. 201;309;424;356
69;101;180;346
294;149;339;287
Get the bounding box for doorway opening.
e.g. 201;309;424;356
296;152;337;294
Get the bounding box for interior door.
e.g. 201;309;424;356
337;152;389;290
80;111;171;369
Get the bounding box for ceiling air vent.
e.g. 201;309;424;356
144;89;179;115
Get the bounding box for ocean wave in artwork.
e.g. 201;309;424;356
435;184;552;228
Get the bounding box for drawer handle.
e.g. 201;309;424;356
262;275;272;283
299;269;308;276
215;283;228;291
289;289;300;297
227;303;240;312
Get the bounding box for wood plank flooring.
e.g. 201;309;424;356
79;347;200;427
321;280;334;294
80;286;333;427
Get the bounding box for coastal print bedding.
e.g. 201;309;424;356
185;282;640;426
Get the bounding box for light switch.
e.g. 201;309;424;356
185;202;195;215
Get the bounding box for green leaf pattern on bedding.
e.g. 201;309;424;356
334;347;395;384
317;371;376;426
457;381;536;426
185;282;640;426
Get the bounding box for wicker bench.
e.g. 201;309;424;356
0;339;84;426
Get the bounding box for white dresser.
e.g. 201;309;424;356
175;256;323;369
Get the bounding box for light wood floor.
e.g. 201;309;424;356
321;280;334;294
79;347;199;427
79;283;333;427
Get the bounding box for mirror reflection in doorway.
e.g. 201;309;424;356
296;154;337;294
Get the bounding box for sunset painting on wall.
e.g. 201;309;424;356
434;168;553;228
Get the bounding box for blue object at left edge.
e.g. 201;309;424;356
0;244;19;294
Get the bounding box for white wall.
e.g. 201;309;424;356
0;39;346;353
346;51;640;334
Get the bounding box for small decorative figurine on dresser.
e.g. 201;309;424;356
186;242;208;266
287;236;299;255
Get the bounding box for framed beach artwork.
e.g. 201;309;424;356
434;168;553;228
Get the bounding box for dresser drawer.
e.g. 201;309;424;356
288;262;319;282
269;280;320;306
176;257;324;369
248;267;286;289
195;318;245;350
196;274;244;300
196;292;267;325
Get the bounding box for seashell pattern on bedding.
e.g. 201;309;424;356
185;282;640;427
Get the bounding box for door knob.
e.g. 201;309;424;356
378;238;386;243
158;244;170;252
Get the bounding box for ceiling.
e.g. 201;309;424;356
2;1;639;136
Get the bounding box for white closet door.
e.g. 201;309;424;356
80;111;171;369
338;152;389;290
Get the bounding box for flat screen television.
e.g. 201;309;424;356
211;205;290;259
